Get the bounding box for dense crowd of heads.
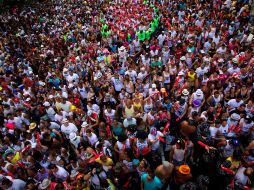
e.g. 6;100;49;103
0;0;253;190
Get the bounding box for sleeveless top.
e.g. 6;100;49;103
117;139;131;152
173;145;185;162
212;95;221;105
144;102;153;113
136;139;148;152
126;82;134;94
163;72;170;84
125;106;135;118
187;72;195;82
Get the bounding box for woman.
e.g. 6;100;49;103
152;72;163;89
163;66;171;91
143;97;154;114
114;135;131;156
111;118;125;137
87;87;96;103
123;99;135;118
124;74;134;95
170;139;187;166
132;131;150;158
236;84;251;103
132;95;143;116
224;86;237;104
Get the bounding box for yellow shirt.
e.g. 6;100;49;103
187;72;196;82
95;157;113;166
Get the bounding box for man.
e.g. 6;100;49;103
111;74;124;94
155;161;174;187
235;167;253;186
48;164;69;182
60;118;78;139
0;176;26;190
123;117;137;128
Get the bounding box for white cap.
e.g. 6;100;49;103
196;89;203;96
69;132;77;141
178;71;185;76
152;83;156;88
232;57;238;64
81;121;89;128
43;102;50;107
180;56;186;61
48;95;54;99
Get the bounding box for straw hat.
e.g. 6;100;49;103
182;89;189;96
39;179;51;190
29;123;37;130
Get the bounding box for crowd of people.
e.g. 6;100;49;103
0;0;254;189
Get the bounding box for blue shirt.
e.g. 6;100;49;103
141;173;162;190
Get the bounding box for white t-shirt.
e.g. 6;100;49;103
61;123;78;138
111;77;124;92
104;109;115;121
148;131;163;150
227;99;244;108
6;179;26;190
60;101;72;112
235;167;248;185
54;165;69;181
209;126;219;137
86;132;98;146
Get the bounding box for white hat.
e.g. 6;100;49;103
94;76;98;81
39;179;51;190
218;58;224;63
62;118;69;124
200;50;205;54
232;57;238;64
43;102;50;107
68;83;74;89
87;110;93;116
152;83;156;88
39;81;46;86
119;46;125;51
180;56;186;61
97;73;102;78
195;89;203;96
69;132;77;141
48;95;54;99
231;113;240;121
81;121;89;128
182;89;189;96
178;71;185;76
25;97;31;102
62;92;68;98
63;68;68;72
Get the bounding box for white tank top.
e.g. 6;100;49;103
163;72;170;84
144;103;153;113
117;139;130;152
126;82;133;93
136;139;148;152
212;95;221;105
173;145;185;162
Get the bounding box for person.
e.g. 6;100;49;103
47;164;69;182
141;169;162;190
155;161;174;186
0;176;26;190
0;0;254;189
